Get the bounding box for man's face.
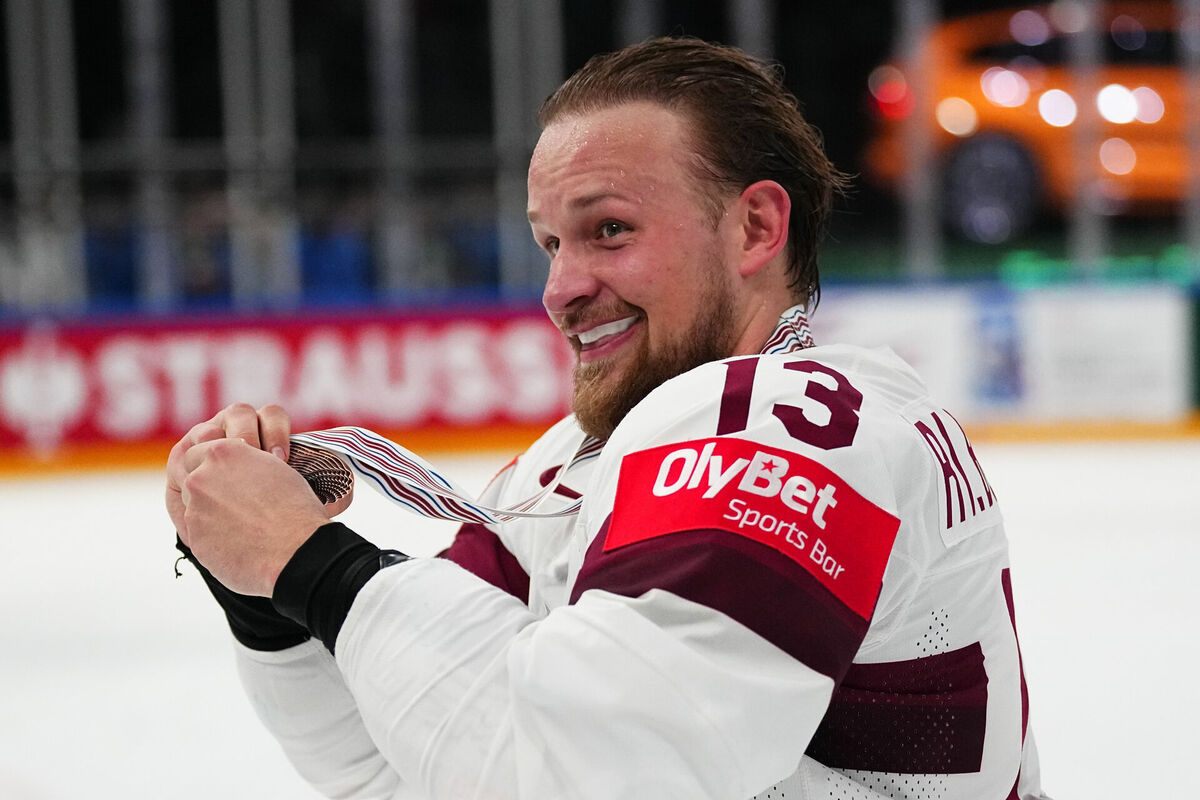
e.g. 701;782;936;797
527;102;742;440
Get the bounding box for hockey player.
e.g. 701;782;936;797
168;37;1051;799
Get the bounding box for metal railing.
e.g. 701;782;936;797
4;0;1199;318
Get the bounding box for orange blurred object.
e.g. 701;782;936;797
863;2;1191;242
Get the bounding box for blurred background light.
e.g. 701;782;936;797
1099;137;1136;175
1097;83;1138;124
1132;86;1165;124
936;96;979;136
868;64;914;120
981;66;1031;107
1039;88;1078;126
1009;9;1051;47
1049;0;1088;34
1110;14;1148;52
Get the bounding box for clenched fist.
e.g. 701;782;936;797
166;403;351;596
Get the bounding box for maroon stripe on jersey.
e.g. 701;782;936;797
438;523;530;605
1002;568;1029;740
1002;574;1027;800
806;642;989;774
570;518;869;681
538;466;583;500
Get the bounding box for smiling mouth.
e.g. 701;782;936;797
575;316;639;349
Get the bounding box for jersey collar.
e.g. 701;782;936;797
759;304;815;355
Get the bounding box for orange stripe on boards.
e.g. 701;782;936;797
0;439;174;477
966;414;1200;443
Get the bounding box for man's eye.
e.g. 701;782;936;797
599;222;627;239
545;238;559;255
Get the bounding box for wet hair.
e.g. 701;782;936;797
539;36;849;308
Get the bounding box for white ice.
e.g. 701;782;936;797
1;438;1196;798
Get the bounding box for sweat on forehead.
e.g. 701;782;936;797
528;103;725;223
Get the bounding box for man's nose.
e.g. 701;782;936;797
542;245;600;315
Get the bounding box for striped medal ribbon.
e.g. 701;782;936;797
287;426;601;525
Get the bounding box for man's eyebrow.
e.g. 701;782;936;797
527;191;627;223
571;191;623;209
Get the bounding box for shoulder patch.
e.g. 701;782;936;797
605;437;900;620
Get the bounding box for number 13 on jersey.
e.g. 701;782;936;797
717;357;863;450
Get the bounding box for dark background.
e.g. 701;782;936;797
52;1;1026;185
5;0;1180;307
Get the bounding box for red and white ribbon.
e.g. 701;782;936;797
288;426;600;525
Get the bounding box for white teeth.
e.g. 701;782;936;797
577;316;637;345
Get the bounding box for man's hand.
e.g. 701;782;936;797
166;403;344;596
167;403;291;534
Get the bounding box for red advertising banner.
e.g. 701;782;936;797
0;307;575;462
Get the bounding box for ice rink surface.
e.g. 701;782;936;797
1;437;1197;799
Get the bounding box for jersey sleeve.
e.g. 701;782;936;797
233;639;405;799
328;355;906;799
437;521;531;604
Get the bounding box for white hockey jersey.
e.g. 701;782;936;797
233;309;1050;800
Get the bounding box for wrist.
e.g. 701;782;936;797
175;536;310;651
272;522;410;654
263;513;333;597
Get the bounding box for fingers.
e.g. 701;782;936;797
166;433;201;493
182;435;272;476
166;402;295;535
214;402;266;450
169;403;293;471
206;402;292;460
167;404;254;485
256;404;292;461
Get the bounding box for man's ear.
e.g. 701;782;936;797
734;180;791;278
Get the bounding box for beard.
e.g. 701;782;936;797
569;271;737;441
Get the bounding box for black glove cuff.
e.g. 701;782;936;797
272;522;410;654
175;536;311;651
